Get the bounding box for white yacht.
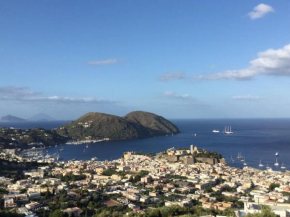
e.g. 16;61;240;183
212;130;220;133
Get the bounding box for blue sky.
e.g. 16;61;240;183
0;0;290;119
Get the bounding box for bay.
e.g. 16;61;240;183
1;119;290;171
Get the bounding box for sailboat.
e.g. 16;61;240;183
224;126;233;135
243;158;247;166
237;152;243;159
266;163;271;170
275;152;279;157
259;159;263;167
281;163;286;170
53;151;60;161
274;158;279;167
231;155;235;163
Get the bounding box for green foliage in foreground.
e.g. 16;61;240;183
144;205;235;217
91;205;236;217
49;209;68;217
0;212;24;217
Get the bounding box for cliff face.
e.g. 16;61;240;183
56;111;180;140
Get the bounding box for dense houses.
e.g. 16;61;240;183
1;146;290;216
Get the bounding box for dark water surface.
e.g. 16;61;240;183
1;119;290;170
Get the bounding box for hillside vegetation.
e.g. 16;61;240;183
56;111;180;140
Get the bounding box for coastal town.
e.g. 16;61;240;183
1;144;290;217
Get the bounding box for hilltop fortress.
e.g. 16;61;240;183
160;145;226;165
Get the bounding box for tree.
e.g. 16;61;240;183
20;188;27;194
49;209;68;217
146;209;161;217
43;209;47;217
204;186;213;193
269;183;280;191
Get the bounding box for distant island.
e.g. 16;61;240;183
28;113;55;122
56;111;180;140
0;115;26;122
0;111;180;149
0;113;55;122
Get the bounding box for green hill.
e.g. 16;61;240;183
56;111;180;140
125;111;180;136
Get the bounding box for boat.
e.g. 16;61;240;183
237;152;243;159
86;144;89;148
274;158;279;167
230;156;234;163
259;159;263;167
266;163;271;170
281;163;286;169
83;148;86;153
224;126;233;135
193;134;197;137
53;152;60;161
243;158;247;166
212;130;220;133
275;152;279;157
59;147;64;151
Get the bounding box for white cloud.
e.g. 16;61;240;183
248;3;274;20
162;91;194;101
193;43;290;81
158;71;186;82
232;95;262;100
86;58;123;65
0;86;114;104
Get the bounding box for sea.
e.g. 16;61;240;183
1;119;290;171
